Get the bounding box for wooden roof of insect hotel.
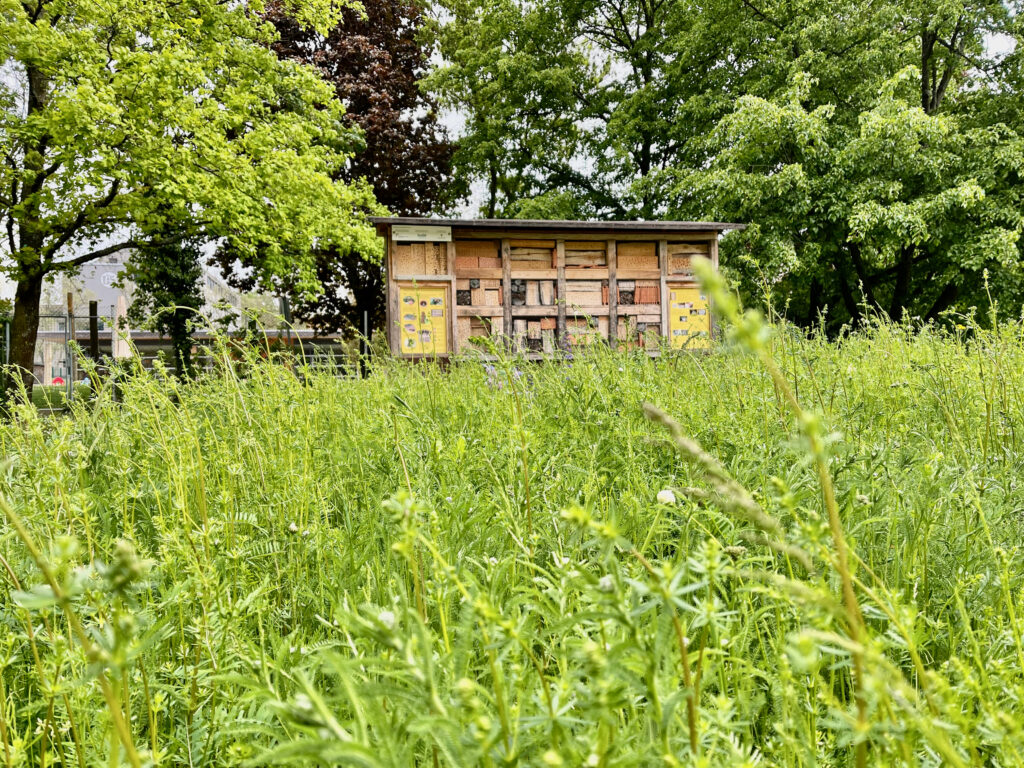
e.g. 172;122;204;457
372;217;745;358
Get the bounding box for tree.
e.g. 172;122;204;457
655;0;1023;328
124;238;205;378
428;0;1024;326
214;0;456;337
427;0;702;219
0;0;380;394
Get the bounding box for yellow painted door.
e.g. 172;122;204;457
398;285;449;355
668;286;710;349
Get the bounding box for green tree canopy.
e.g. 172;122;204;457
0;0;381;392
427;0;1024;326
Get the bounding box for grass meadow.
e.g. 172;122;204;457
2;279;1024;766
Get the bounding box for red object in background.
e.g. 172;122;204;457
51;377;64;385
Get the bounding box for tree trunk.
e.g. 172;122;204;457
7;271;44;400
890;246;913;322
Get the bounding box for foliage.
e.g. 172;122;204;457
427;0;1024;327
125;238;206;378
215;0;456;337
2;293;1024;764
0;0;380;391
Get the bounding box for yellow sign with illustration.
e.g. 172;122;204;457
398;284;448;355
668;286;710;349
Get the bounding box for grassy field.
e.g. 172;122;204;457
1;284;1024;765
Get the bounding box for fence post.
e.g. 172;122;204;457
360;310;368;378
89;301;99;360
66;292;74;403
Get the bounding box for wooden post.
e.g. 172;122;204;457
447;240;458;354
501;238;512;348
709;235;719;341
658;240;669;345
556;240;566;350
88;300;99;360
386;232;399;355
607;240;617;349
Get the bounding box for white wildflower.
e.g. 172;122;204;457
657;489;676;505
598;575;614;593
288;522;299;533
379;610;396;629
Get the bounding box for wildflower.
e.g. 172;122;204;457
657;489;676;505
302;529;310;537
378;610;396;629
288;522;299;533
598;575;614;593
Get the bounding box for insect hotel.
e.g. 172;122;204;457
371;217;743;357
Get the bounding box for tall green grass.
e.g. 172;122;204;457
1;284;1024;766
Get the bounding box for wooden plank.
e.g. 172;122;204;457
501;239;512;349
389;273;460;283
667;242;710;255
608;240;617;349
539;281;554;305
556;240;566;349
526;281;540;304
510;306;567;318
565;268;609;280
453;229;720;242
507;269;557;280
455;256;479;270
454;268;503;280
615;269;662;280
659;240;669;344
565;240;607;252
509;238;555;248
455;306;505;317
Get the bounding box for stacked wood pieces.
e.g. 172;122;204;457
617;317;662;347
460;277;503;306
507;278;556;306
565;280;604;307
453;240;501;270
393;242;448;276
564;241;606;268
456;316;496;350
566;316;609;346
510;239;556;268
616;242;658;272
667;242;708;277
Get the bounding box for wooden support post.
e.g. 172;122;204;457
607;240;617;349
501;238;512;347
556;240;566;350
387;233;399;355
447;240;458;354
88;301;99;360
709;236;719;341
659;240;669;343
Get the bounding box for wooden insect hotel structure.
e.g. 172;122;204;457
371;217;743;358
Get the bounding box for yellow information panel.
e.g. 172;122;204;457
668;285;710;349
398;284;449;355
